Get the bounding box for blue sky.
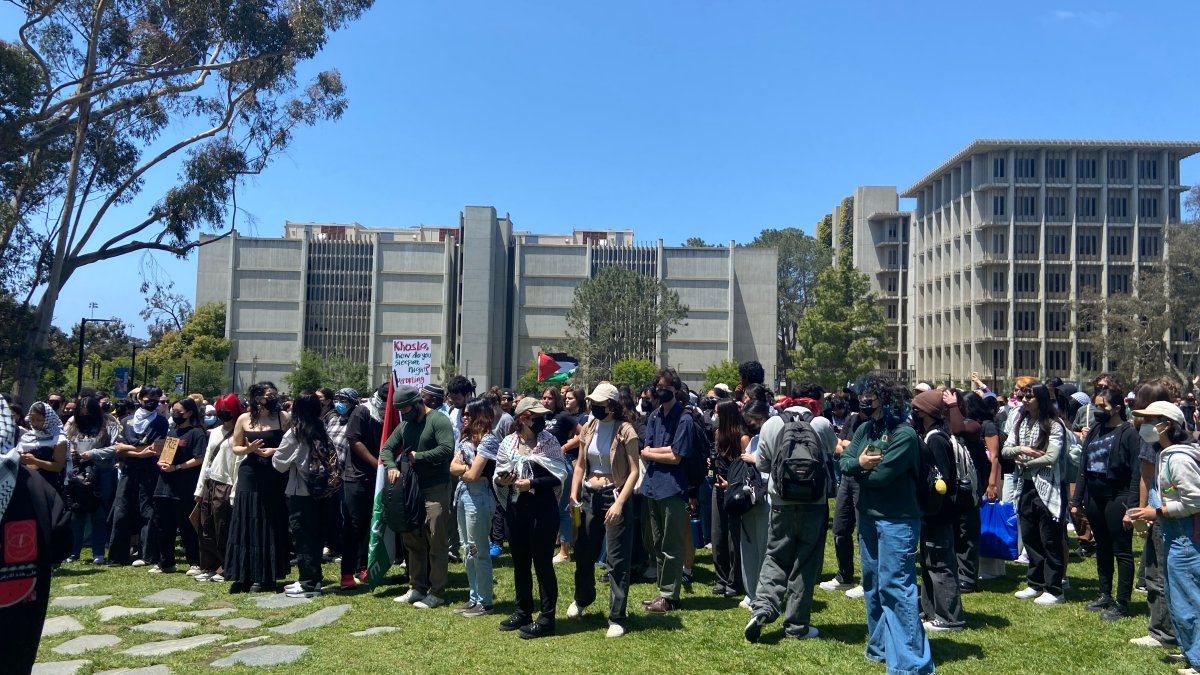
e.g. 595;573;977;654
8;1;1200;337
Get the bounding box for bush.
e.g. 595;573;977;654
703;360;741;393
611;358;658;388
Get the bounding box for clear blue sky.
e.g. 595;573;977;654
10;0;1200;337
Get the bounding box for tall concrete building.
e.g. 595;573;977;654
197;206;777;393
901;139;1200;383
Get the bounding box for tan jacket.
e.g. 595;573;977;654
577;418;639;489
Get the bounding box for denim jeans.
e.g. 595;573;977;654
739;501;771;602
456;482;495;606
558;459;574;546
72;468;117;559
860;514;935;675
574;485;633;622
1162;517;1200;665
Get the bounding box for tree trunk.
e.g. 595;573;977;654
11;291;58;408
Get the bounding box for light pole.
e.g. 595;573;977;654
77;316;116;396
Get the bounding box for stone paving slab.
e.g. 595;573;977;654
98;606;162;622
219;618;262;630
246;593;311;609
139;589;203;606
351;626;399;637
224;636;270;648
131;620;199;636
42;616;85;637
187;608;237;618
31;659;90;675
52;595;112;608
122;634;224;657
62;583;89;591
212;645;308;667
268;604;351;635
94;667;171;675
52;635;121;655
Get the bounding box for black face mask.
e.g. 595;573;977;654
656;388;674;405
264;397;281;412
529;416;547;435
217;410;234;422
142;400;158;411
1093;409;1112;426
100;401;112;413
640;400;653;412
590;404;609;420
171;413;186;425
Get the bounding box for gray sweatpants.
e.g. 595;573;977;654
751;503;828;633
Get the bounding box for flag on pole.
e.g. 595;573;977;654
537;352;578;383
366;380;402;589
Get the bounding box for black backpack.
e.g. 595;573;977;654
304;437;343;499
382;453;425;533
917;428;947;515
770;414;828;503
65;464;101;513
682;406;712;489
724;455;767;517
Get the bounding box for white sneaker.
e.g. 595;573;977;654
194;572;210;582
1178;668;1198;675
566;601;582;618
845;585;865;599
131;559;148;567
1016;552;1030;565
923;620;965;633
1014;587;1040;600
185;565;202;576
395;589;426;604
286;582;323;598
413;594;444;609
787;626;820;640
283;581;304;594
552;553;569;565
606;621;626;638
1067;521;1076;533
1034;591;1064;605
209;574;225;583
738;597;751;609
1131;635;1164;647
819;578;852;592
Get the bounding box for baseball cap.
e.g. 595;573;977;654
514;397;550;417
1132;401;1185;427
587;383;619;404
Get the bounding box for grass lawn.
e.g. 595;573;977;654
39;523;1179;674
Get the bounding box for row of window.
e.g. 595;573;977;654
986;231;1161;257
991;194;1164;219
992;157;1163;182
988;270;1132;293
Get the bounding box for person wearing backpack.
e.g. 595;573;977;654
273;392;336;598
839;375;934;675
1070;388;1141;621
742;388;830;643
711;400;751;599
911;390;966;632
1003;383;1067;605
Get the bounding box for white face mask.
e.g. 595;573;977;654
1139;422;1162;443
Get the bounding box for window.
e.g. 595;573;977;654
1139;196;1159;219
887;223;898;240
1016;349;1038;370
993;157;1006;179
1077;158;1097;180
886;303;897;320
1079;350;1094;372
1139;159;1159;180
1110;273;1130;294
1018;194;1037;217
1140;234;1162;257
1046;349;1069;372
1015;232;1038;255
1108;196;1128;218
991;271;1007;292
887;249;898;267
1046;311;1068;333
1077;194;1098;218
993;194;1006;216
1046;233;1068;255
1109;158;1128;181
1045;195;1067;218
991;232;1007;254
886;276;897;293
993;348;1007;372
1016;157;1037;179
1046;272;1068;294
1046;158;1067;179
992;310;1007;331
1016;310;1037;332
1108;233;1129;256
1078;233;1098;256
1016;271;1037;293
1172;198;1179;220
1078;271;1099;290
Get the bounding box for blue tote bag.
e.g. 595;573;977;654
980;500;1019;560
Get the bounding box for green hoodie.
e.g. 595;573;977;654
839;421;921;519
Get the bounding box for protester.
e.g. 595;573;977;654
194;393;241;582
711;400;749;599
738;400;772;609
383;383;455;609
495;396;566;639
63;395;121;564
567;383;640;638
18;401;68;496
450;398;499;617
273;392;332;597
108;386;170;567
151;397;204;574
911;389;965;632
341;382;386;588
821;396;866;596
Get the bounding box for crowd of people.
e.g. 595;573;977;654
5;361;1200;675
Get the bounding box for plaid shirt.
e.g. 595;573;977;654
325;410;353;464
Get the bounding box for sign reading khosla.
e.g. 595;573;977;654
392;339;433;389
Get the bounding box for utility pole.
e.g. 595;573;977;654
76;316;115;396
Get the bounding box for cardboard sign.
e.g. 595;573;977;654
158;437;179;465
392;339;433;389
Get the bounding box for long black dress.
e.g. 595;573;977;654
224;428;290;585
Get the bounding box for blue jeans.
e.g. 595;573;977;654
739;501;770;601
558;459;574;546
456;483;495;606
72;469;117;559
1163;517;1200;666
860;514;935;675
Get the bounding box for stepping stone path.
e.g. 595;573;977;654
52;635;121;655
95;667;171;675
212;645;308;667
42;616;85;637
99;606;161;622
62;583;89;591
52;595;112;608
122;634;224;657
132;621;198;636
31;660;90;675
268;604;351;635
140;589;203;606
219;618;262;630
187;608;236;618
351;626;399;637
224;636;270;648
247;593;311;609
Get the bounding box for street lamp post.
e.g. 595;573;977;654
77;316;116;396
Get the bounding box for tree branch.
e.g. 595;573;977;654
67;228;232;275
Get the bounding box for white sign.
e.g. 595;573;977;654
392;338;433;389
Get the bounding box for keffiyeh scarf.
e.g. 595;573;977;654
494;429;568;505
18;402;64;453
0;397;20;523
368;391;385;424
131;404;158;435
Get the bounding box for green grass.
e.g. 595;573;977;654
40;526;1177;674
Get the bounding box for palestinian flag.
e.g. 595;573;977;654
538;352;578;383
365;380;401;590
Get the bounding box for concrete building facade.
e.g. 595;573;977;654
197;206;777;393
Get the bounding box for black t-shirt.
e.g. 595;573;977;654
981;419;1013;474
344;405;382;483
155;426;205;500
119;414;170;477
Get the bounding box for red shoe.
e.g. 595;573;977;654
355;569;368;584
340;574;357;590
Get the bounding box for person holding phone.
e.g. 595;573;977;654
450;398;500;617
108;385;170;567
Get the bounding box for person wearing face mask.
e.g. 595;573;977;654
382;384;456;609
63;396;121;564
566;383;640;638
60;399;77;425
638;368;695;616
108;386;170;567
194;393;242;583
494;396;567;639
1070;388;1140;621
638;386;655;418
823;394;867;597
149;397;205;574
339;383;386;589
203;404;219;430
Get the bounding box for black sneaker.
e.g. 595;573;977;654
518;620;555;639
744;614;766;643
682;570;694;591
1101;603;1129;621
1086;594;1114;612
499;613;531;632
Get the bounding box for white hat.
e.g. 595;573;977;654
714;383;731;395
1133;401;1186;428
586;382;619;404
915;382;932;392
